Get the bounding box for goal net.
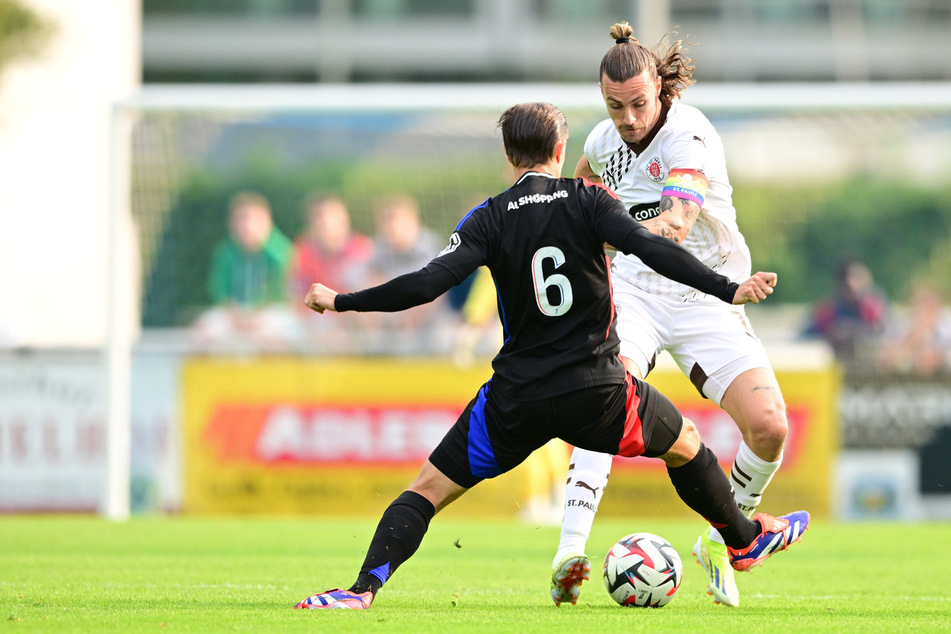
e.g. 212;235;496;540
103;82;951;518
122;83;951;342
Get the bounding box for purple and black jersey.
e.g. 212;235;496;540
335;172;737;400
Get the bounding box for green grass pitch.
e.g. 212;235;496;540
2;516;949;632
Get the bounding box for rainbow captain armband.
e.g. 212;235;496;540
662;169;709;208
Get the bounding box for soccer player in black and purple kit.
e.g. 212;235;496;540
294;102;808;610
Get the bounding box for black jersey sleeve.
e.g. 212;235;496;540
335;209;489;313
614;225;738;303
587;185;738;303
334;263;459;313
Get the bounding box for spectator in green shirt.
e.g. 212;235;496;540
194;191;297;347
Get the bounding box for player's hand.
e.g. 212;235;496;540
304;283;339;314
732;271;777;305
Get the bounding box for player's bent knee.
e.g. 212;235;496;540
659;418;700;468
751;425;787;456
678;418;701;453
409;460;469;512
747;410;788;459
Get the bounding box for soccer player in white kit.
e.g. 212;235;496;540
550;23;789;608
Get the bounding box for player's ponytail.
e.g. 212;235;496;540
656;37;696;105
611;22;636;45
600;22;696;107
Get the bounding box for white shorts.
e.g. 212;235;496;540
613;282;772;405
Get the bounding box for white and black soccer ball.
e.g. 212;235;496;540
603;532;683;608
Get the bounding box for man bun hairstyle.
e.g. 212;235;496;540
600;21;696;107
498;102;568;169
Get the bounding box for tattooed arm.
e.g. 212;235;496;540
573;156;603;184
639;194;701;244
640;168;708;244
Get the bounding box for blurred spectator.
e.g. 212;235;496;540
803;258;889;366
879;282;951;376
288;194;373;347
194;191;296;347
367;194;441;278
363;194;451;353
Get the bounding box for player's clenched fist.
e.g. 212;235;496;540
304;283;338;314
732;271;777;305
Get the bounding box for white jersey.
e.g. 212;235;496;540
584;102;751;303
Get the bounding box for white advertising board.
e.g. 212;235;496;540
0;351;106;511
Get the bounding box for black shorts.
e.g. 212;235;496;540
428;372;683;489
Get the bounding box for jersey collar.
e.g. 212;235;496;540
515;171;558;185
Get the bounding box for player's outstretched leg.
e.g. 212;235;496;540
692;529;739;607
294;489;437;611
294;588;374;610
550;449;611;605
550;554;591;606
727;511;809;572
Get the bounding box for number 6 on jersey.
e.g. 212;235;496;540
532;246;573;316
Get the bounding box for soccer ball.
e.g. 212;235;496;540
603;532;683;607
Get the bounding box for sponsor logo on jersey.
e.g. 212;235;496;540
645;156;665;182
629;200;662;221
506;189;568;210
438;232;461;256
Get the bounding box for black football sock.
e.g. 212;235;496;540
666;444;759;549
349;490;436;596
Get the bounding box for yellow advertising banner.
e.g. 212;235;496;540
597;366;839;519
183;357;837;518
183;357;559;518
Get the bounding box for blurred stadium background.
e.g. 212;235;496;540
1;1;950;524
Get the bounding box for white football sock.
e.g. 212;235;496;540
553;448;613;567
730;440;782;518
710;440;782;544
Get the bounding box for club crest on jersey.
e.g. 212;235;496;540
645;157;665;182
438;232;461;257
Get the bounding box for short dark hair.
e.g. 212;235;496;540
497;102;568;169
